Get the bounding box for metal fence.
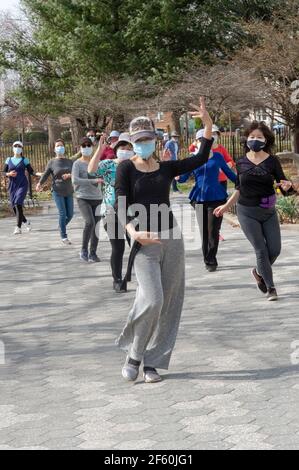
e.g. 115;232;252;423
0;128;294;205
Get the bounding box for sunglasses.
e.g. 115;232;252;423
81;144;92;148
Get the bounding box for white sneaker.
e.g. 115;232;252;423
14;227;22;235
62;238;72;245
25;221;32;232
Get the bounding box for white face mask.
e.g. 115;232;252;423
117;149;134;161
81;147;93;157
87;136;96;143
212;134;219;143
13;147;22;156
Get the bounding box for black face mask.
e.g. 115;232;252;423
247;139;266;152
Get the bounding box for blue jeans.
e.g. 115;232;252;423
52;191;74;239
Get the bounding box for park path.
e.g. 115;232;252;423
0;196;299;450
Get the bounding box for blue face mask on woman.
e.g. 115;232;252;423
55;146;65;156
133;140;156;160
247;139;266;152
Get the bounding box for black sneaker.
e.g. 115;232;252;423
251;268;267;294
267;288;278;301
89;253;101;263
113;279;127;293
80;250;89;262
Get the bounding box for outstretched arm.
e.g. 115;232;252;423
218;156;237;183
171;97;213;176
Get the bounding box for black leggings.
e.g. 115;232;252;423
237;204;281;289
13;205;27;228
103;212;130;282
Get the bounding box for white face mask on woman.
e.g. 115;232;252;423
81;146;93;157
117;149;134;161
13;147;22;156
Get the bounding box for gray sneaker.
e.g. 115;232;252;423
143;368;162;383
62;238;72;245
267;287;278;301
122;357;140;382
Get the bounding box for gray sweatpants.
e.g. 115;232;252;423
237;203;281;289
116;232;185;370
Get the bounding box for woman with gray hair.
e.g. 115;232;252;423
114;97;213;383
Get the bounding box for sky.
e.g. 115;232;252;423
0;0;20;15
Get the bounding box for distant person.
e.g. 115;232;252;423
164;131;181;192
36;139;78;245
73;129;98;159
190;126;235;190
177;140;236;271
3;141;36;234
86;129;98;147
100;131;120;161
88;133;133;292
72;137;103;262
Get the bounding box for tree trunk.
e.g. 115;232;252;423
171;110;182;135
47;117;62;154
294;111;299;154
70;117;85;150
111;113;126;132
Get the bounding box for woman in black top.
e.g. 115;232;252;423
114;97;213;383
214;121;294;301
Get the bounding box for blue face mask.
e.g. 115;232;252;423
55;146;65;156
133;140;156;160
247;139;266;152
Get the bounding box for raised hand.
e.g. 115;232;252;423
189;97;213;127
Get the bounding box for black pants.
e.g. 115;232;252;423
194;200;226;266
172;179;179;192
13;205;27;228
77;198;102;254
103;211;130;282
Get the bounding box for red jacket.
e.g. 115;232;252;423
100;146;116;161
213;144;235;182
188;143;235;182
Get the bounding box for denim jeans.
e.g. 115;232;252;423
52;191;74;239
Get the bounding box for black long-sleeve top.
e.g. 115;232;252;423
236;155;295;207
115;137;213;232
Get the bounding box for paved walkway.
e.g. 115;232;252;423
1;196;299;450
